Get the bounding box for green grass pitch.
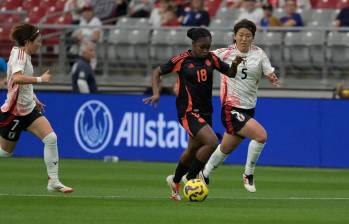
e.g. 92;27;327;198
0;158;349;224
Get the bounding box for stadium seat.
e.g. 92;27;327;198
326;31;349;70
25;6;46;24
55;0;66;11
215;7;241;22
211;31;233;49
40;0;57;9
22;0;40;11
337;0;349;8
209;18;234;29
315;0;337;9
150;29;173;62
261;32;283;66
308;9;338;27
205;0;222;17
284;32;308;69
108;29;135;64
56;13;73;24
167;29;191;55
273;8;286;20
129;19;151;62
296;8;314;26
1;0;22;10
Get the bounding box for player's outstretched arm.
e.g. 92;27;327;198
12;70;51;85
143;66;162;107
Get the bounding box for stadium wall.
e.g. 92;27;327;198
3;92;349;168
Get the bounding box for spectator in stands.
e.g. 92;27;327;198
179;0;210;27
278;0;311;9
162;4;180;27
71;41;98;94
129;0;155;18
260;3;282;27
73;5;103;44
236;0;264;25
112;0;129;20
335;7;349;27
90;0;115;21
150;0;173;27
64;0;90;24
280;0;304;27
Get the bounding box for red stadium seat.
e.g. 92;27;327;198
1;0;22;10
205;0;222;17
56;13;73;24
337;0;349;8
21;0;40;11
315;0;337;9
40;0;57;9
25;6;46;24
55;0;66;11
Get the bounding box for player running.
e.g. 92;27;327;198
200;19;280;192
144;27;242;200
0;23;74;193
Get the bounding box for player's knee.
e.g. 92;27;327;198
255;131;267;143
42;132;57;145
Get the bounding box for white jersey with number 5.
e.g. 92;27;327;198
212;44;274;109
1;47;36;116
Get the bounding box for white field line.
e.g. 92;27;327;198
1;193;349;200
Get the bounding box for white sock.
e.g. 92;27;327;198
0;148;12;157
244;140;265;175
42;132;59;180
203;145;228;177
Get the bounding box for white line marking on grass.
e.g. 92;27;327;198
1;193;349;201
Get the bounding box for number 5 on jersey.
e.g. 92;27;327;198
196;69;207;83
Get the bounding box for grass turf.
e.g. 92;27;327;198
0;158;349;224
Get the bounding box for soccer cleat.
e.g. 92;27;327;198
198;170;209;186
47;178;74;193
242;174;256;193
166;175;181;201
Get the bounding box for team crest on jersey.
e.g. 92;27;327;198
74;100;113;153
205;59;211;67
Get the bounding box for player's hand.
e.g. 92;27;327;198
267;73;280;87
40;70;51;83
232;56;244;66
143;94;160;108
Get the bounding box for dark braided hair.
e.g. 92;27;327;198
10;23;40;46
233;19;257;38
187;27;212;42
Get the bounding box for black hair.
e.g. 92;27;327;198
233;19;257;37
187;27;212;42
10;23;40;46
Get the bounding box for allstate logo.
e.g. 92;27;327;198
74;100;113;153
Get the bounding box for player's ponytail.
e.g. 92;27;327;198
187;27;212;42
10;23;40;46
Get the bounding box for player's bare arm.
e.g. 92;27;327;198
12;69;51;84
266;72;280;87
143;66;161;107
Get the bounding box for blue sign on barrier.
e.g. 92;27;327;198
2;92;349;168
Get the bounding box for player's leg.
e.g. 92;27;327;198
186;124;218;180
237;118;267;192
27;115;74;193
0;137;17;157
167;137;201;200
202;133;243;180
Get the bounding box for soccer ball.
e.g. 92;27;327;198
183;179;209;202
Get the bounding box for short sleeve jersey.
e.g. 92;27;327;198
160;50;230;118
1;47;36;116
212;44;275;109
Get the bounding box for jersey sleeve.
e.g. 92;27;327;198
211;53;230;74
159;59;176;75
261;50;275;76
211;48;228;60
11;48;27;75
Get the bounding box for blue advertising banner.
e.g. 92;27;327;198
2;92;349;168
